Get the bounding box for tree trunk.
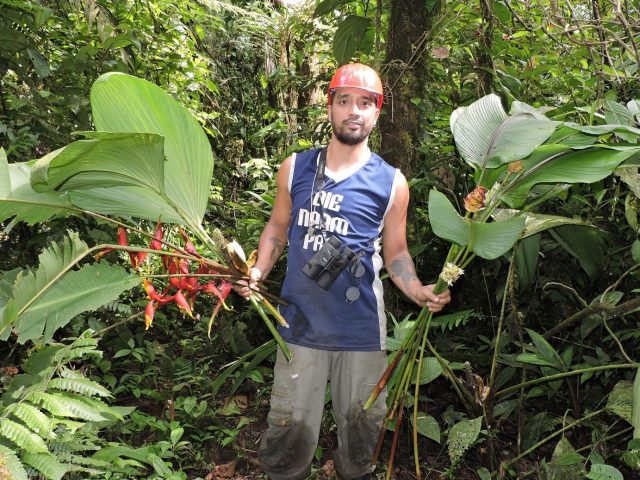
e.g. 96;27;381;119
379;0;441;176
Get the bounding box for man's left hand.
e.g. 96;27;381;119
416;284;451;313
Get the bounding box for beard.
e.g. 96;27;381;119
331;118;373;146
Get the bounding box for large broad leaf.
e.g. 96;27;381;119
31;132;165;193
314;0;355;16
1;232;139;343
333;15;372;66
501;145;640;208
564;121;640;139
0;148;75;225
450;94;558;170
515;233;541;291
90;73;214;226
492;209;592;238
69;186;183;224
428;190;525;260
549;225;605;279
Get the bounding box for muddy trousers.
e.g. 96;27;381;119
259;343;388;480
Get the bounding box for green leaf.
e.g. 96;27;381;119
549;225;606;279
90;73;214;226
415;414;440;443
515;233;540;290
547;437;584;480
0;149;75;225
515;353;562;368
606;380;633;423
22;452;67;480
8;402;52;438
0;418;48;453
526;329;565;369
450;94;558;169
92;445;155;463
149;453;173;477
4;232;139;343
417;357;444;385
31;392;109;421
170;427;184;444
31;133;165;194
502;146;640;208
428;190;525;259
492;209;592;238
69;186;183;224
448;416;482;466
428;190;469;247
0;445;28;480
314;0;354;16
472;215;525;260
564;122;640;138
48;377;112;398
586;464;624;480
333;15;372;65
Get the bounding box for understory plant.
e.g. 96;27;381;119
0;73;287;477
366;94;640;479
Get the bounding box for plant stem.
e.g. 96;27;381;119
497;408;604;474
249;296;291;362
495;363;639;399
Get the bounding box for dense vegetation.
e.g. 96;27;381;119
1;0;639;479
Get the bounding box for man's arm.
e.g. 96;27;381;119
382;173;450;312
237;156;292;297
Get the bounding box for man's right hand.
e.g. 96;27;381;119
234;267;262;299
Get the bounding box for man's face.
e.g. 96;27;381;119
329;87;380;146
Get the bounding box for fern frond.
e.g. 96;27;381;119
0;444;29;480
431;309;482;331
8;402;53;438
31;392;108;422
59;453;112;468
49;377;112;398
0;418;49;453
103;300;133;314
22;452;67;480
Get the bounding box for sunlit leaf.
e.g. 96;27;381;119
0;149;75;225
31;132;165;193
90;73;214;226
333;15;371;65
450;94;558;169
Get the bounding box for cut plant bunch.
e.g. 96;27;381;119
365;94;640;479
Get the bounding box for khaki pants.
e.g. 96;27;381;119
259;343;388;480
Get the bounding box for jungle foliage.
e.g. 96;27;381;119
1;0;640;479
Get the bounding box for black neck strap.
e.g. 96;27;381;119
313;147;328;194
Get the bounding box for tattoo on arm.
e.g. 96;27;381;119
388;256;419;289
268;237;285;261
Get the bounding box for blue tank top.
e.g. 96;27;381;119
278;147;399;351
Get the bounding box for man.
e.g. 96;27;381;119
237;63;450;480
